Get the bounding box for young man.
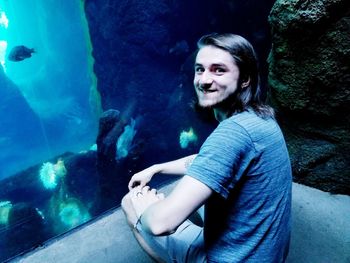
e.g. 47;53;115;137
122;33;292;262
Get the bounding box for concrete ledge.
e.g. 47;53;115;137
12;183;350;263
287;183;350;263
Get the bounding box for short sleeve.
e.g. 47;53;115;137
187;119;256;199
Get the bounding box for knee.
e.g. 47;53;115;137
121;192;132;214
121;192;138;227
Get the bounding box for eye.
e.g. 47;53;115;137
194;66;204;73
214;67;226;74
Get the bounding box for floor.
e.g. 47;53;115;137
11;182;350;263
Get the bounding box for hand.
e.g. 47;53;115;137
128;165;159;190
130;186;165;219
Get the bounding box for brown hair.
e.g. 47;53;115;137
196;33;274;119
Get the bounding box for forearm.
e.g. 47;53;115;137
140;197;190;235
139;176;211;236
129;154;197;189
139;200;177;235
152;154;197;176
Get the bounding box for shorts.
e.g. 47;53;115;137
135;219;206;263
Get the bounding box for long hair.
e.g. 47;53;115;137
196;33;274;119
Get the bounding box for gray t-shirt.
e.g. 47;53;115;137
187;110;292;262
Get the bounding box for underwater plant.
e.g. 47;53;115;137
47;182;91;234
179;127;198;149
115;118;137;160
39;159;67;189
58;197;91;229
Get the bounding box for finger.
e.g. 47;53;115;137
131;186;142;196
157;193;165;200
128;178;138;190
141;185;150;194
128;180;134;190
138;181;146;189
150;188;157;195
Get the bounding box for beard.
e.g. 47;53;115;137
193;90;240;122
197;89;239;111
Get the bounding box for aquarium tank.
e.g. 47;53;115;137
11;0;350;261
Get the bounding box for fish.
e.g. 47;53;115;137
7;45;35;62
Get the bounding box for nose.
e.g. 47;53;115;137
198;71;213;86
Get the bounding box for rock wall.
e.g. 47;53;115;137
268;0;350;194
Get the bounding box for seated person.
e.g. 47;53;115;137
122;33;292;263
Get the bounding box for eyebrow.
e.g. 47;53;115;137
194;62;227;66
194;63;228;69
211;63;227;67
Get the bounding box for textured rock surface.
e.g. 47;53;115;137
268;0;350;194
95;109;136;212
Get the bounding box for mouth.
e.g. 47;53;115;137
197;87;217;94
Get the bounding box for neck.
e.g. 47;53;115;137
213;108;230;122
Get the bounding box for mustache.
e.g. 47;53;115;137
196;89;239;110
196;84;213;91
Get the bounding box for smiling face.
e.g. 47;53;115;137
194;45;240;109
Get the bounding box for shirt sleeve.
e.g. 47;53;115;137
186;119;256;199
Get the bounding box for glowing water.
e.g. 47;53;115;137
0;0;100;179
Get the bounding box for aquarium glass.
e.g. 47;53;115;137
0;0;99;260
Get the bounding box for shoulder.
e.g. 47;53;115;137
227;110;275;128
206;115;254;150
223;110;281;140
200;111;259;157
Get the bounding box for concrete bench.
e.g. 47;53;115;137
12;183;350;263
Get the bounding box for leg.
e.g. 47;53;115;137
188;205;204;227
121;193;166;262
121;192;138;227
122;193;206;263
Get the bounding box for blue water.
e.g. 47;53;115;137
0;1;99;260
0;0;99;179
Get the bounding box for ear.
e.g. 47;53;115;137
241;77;250;88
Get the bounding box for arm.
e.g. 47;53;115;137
128;154;197;190
153;154;197;175
131;175;212;235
